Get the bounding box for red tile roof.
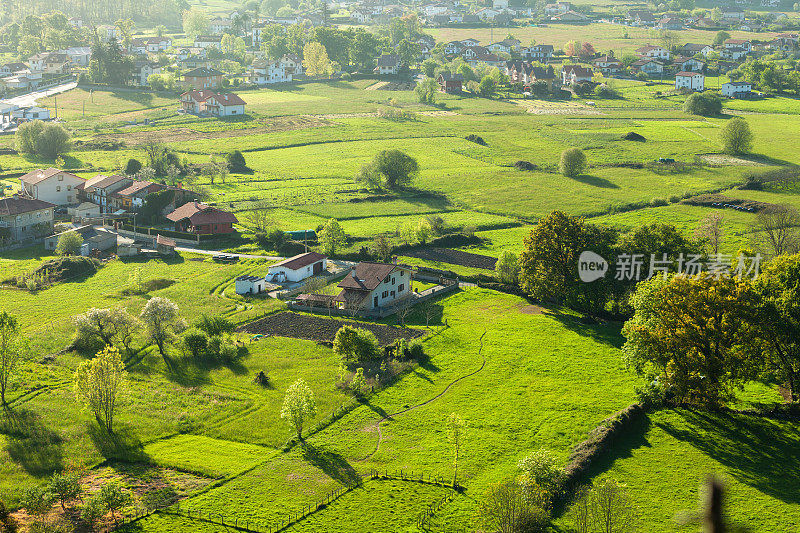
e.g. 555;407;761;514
166;201;238;225
20;168;81;185
116;181;164;197
211;93;247;106
338;262;399;292
0;196;56;216
270;252;327;271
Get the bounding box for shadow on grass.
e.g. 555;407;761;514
0;406;64;476
547;311;624;349
569;174;620;189
88;422;149;463
301;442;361;487
361;398;391;420
657;408;800;505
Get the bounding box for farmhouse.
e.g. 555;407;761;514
166;201;238;234
437;72;463;93
236;275;267;295
675;72;705;92
183;67;225;90
44;225;118;255
334;262;413;311
561;65;593;85
375;54;401;75
721;81;752;98
0;196;55;246
20;168;83;205
268;252;328;283
592;55;622;74
636;44;670;60
204;93;247;117
78;174;134;213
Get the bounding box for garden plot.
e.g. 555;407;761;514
404;247;498;270
238;312;424;345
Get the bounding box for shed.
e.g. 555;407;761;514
156;234;176;255
236;275;266;295
44;225;117;253
268;252;327;283
68;202;101;220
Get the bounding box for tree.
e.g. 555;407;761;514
564;40;579;57
415;76;438;104
74;345;127;433
622;274;761;406
753;253;800;402
358;149;419;190
333;325;380;364
48;471;82;511
281;378;317;440
35;123;71;159
396;38;421;66
55;231;83;255
495;250;520;284
478;479;550;533
318;218;347;256
684;92;722;116
0;311;24;405
227;150;248;172
350;367;367;395
15;120;45;154
97;481;131;519
571;478;637;533
124;158;142;176
518;449;564;510
415;218;432;245
183;7;210;39
183;328;209;358
139;296;184;359
478;75;497;97
695;213;724;255
560;147;587;177
578;42;596;61
371;235;393;262
751;205;800;257
713;30;731;46
303;41;333;78
73;307;140;352
720;118;753;156
447;413;465;487
421;58;438;78
519;211;616;313
20;485;55;519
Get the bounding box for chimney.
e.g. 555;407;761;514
351;267;358;280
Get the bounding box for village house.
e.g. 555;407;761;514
487;38;521;55
194;35;223;49
636;44;670;61
460;46;489;60
522;44;554;61
631;58;664;76
78;174;134;213
236;275;266;295
203;93;247;117
210;17;233;34
721;81;753;98
680;43;714;58
63;47;92;66
96;25;119;41
334;262;413;311
166;201;238;234
11;105;50;120
132;61;161;87
375;54;401;75
437;72;463;93
248;59;293;85
44;225;118;255
627;10;655;26
724;39;751;52
475;7;503;21
268;252;328;283
350;9;373;23
111;181;166;211
180;89;216;113
591;55;622;74
68;202;101;222
551;10;589;23
281;54;304;76
0;62;27;75
675;71;705;92
20;168;83;205
444;41;465;55
416;35;436;59
465;51;504;68
545;2;573;16
720;47;748;61
672;55;704;73
183;67;225;90
0;196;55;246
657;16;683;30
561;65;593;85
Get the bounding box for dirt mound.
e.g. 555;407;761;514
238;312;424;345
514;160;537;171
622;131;646;142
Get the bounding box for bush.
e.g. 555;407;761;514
55;231;83;256
124;158;142;175
683;92;722;116
408;338;425;359
226;150;248;172
18;122;71;159
720;117;753;156
479;479;550;533
333;325;380;365
559;148;587;177
514;160;536;171
197;314;235;337
593;84;619;98
465;134;487;146
219;342;239;362
183;328;209;358
255;227;289;252
649;197;668;207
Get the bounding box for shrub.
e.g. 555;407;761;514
219;342;239;362
20;485;55;517
408;338;425;359
514;160;536;171
593;84;619;98
720;117;753;156
183;328;209;358
560;148;587;177
333;325;380;365
197;314;235;337
55;231;84;256
35;123;72;159
478;479;550;533
465;134;487;146
81;493;106;527
350;367;367;395
649;197;668;207
518;449;565;508
226;150;248;172
683;92;722;116
255;227;289;252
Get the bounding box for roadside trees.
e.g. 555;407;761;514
720;117;753;155
74;346;127;433
559;148;587;177
281;378;317;440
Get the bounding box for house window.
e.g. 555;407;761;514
391;277;395;285
67;185;71;190
56;186;61;192
382;291;388;298
398;284;404;292
58;175;63;181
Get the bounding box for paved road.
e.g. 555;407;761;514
1;81;78;109
174;246;283;260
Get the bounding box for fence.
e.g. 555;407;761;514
108;470;459;533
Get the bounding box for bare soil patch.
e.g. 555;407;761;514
518;304;544;315
92;115;330;145
697;153;772;167
404;247;498;270
238;312;424;345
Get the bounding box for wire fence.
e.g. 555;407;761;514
107;469;460;533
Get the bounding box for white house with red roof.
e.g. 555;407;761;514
19;168;83;205
334;262;413;311
268;252;328;283
675;71;704;92
180;90;246;116
636;44;670;60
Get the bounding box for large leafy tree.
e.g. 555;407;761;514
754;253;800;401
519;211;617;313
74;346;127;433
281;378;317;440
0;311;25;405
357;149;419;190
303;41;334;78
318;218;347;256
623;274;761;406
